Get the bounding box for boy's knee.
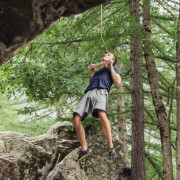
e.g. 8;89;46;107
98;110;108;122
72;117;77;126
72;114;81;126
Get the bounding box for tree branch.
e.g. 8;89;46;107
151;15;175;22
155;56;178;63
145;153;163;179
152;19;171;35
167;78;176;122
156;0;177;20
35;33;127;45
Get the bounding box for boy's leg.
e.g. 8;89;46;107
72;113;88;151
98;110;113;148
98;110;116;159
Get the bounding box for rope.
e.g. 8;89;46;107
100;4;108;53
100;4;103;38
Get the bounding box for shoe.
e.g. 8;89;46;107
77;148;91;161
109;147;117;159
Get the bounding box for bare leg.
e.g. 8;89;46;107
98;110;113;148
72;113;88;151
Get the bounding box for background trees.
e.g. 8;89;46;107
0;0;179;179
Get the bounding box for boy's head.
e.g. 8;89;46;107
102;53;117;65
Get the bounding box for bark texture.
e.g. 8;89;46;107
0;0;109;65
129;0;146;179
143;0;173;179
176;4;180;179
117;63;129;164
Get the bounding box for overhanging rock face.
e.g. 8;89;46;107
0;0;109;65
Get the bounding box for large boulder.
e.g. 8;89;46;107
0;121;131;179
0;121;79;179
0;0;109;65
46;130;131;180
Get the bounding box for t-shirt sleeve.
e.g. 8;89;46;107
114;66;121;75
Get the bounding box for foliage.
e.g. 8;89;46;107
0;0;179;179
0;95;57;136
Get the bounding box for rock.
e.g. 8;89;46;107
0;121;131;179
46;126;131;180
0;132;57;179
46;121;72;138
45;148;88;180
0;140;5;153
0;0;109;65
0;121;79;180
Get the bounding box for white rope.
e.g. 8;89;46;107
100;4;108;53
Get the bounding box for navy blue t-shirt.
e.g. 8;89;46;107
84;66;121;94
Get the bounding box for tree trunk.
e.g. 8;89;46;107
142;0;173;179
176;3;180;180
117;63;129;165
56;104;62;119
129;0;146;179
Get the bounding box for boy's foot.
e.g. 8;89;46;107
77;148;91;161
109;147;117;159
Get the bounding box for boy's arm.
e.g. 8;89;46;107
89;64;96;83
108;60;121;86
110;65;121;86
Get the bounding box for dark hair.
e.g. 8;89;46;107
113;54;117;65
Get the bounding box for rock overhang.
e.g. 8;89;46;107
0;0;110;65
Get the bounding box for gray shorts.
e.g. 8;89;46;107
73;88;108;120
